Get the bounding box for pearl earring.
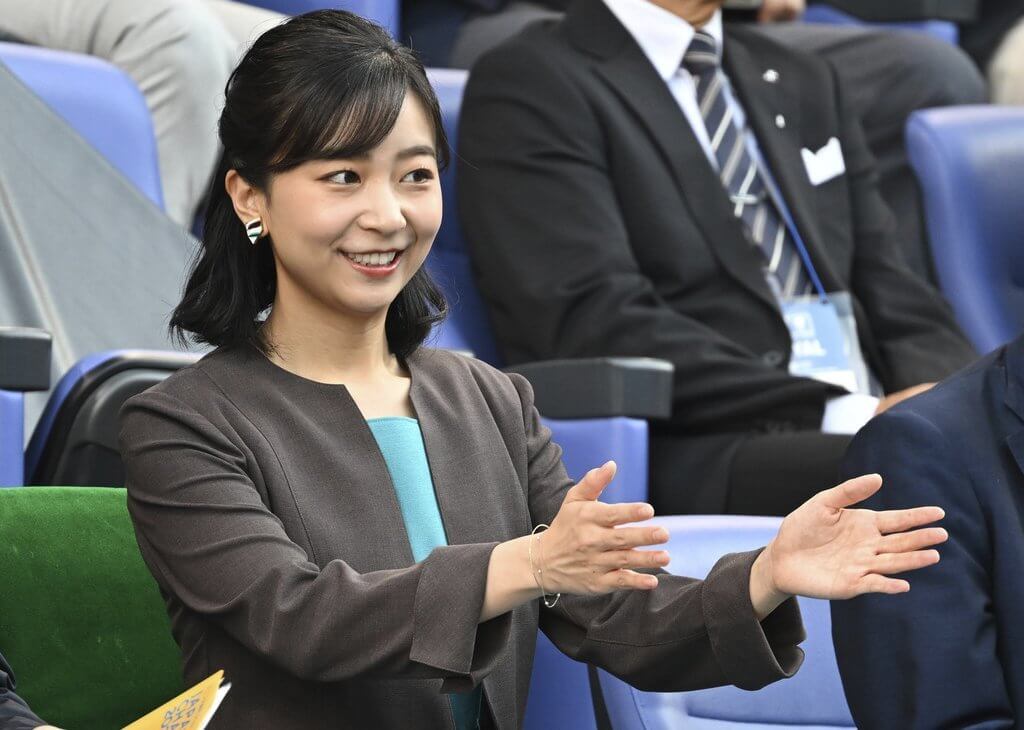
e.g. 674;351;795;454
245;218;263;245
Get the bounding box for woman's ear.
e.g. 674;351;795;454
225;169;265;228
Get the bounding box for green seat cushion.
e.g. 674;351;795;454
0;487;183;729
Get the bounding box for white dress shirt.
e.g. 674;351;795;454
601;0;878;434
602;0;725;165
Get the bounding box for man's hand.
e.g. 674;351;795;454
758;0;806;22
875;383;935;415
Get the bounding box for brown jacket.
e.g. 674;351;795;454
119;345;804;729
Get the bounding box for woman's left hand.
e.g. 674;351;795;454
751;474;947;617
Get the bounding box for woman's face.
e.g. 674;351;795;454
258;93;442;322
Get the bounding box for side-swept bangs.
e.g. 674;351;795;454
266;54;451;175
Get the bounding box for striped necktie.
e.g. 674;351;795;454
683;31;812;297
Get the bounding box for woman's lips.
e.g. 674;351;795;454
339;248;404;278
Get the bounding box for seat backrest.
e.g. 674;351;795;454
238;0;400;37
0;42;164;210
803;5;959;44
0;487;183;729
600;515;855;730
907;106;1024;353
425;68;505;365
25;351;200;487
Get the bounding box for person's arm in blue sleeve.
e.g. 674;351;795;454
830;409;1015;729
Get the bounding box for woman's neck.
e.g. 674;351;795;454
261;298;397;385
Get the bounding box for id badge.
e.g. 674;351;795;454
782;292;871;394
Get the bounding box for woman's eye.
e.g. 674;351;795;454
402;168;435;184
328;170;360;185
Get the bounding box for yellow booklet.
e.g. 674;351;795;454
122;670;231;730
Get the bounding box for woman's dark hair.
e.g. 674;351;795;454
170;10;449;360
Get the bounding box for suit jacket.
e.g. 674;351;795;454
831;335;1024;729
457;0;976;513
119;345;804;730
0;651;44;730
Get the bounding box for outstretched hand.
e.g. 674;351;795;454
479;461;669;621
542;461;670;595
531;467;946;622
754;474;947;614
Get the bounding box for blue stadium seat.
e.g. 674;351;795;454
426;69;503;364
426;67;655;506
0;390;26;487
599;515;855;730
24;351;200;488
3;347;199;489
906;106;1024;354
0;328;51;488
803;5;959;44
239;0;399;36
0;42;164;210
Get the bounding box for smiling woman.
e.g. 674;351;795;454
120;9;949;730
221;94;444;381
170;11;448;361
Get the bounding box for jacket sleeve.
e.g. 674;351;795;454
119;388;511;692
0;652;45;730
458;39;834;433
507;373;806;691
831;408;1014;729
825;61;977;389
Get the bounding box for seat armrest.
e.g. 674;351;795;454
0;327;51;391
505;357;673;420
816;0;978;22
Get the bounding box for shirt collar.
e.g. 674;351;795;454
601;0;724;81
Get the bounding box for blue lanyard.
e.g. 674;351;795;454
739;128;830;304
776;199;829;304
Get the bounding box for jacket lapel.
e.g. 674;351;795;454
407;354;530;545
565;0;778;314
236;346;417;572
723;29;842;291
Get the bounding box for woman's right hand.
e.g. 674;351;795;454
540;461;670;595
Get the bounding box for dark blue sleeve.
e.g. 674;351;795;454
830;409;1014;729
0;652;45;729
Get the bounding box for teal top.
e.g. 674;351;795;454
366;417;482;730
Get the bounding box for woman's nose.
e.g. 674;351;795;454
356;183;406;235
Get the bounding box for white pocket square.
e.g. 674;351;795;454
801;136;846;186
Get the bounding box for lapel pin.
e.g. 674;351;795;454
763;69;780;83
775;114;787;129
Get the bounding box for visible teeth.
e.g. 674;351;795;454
345;251;397;266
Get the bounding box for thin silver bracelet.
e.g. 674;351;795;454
529;523;561;608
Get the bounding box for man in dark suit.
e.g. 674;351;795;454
458;0;977;516
831;333;1024;728
0;652;51;730
406;0;986;281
